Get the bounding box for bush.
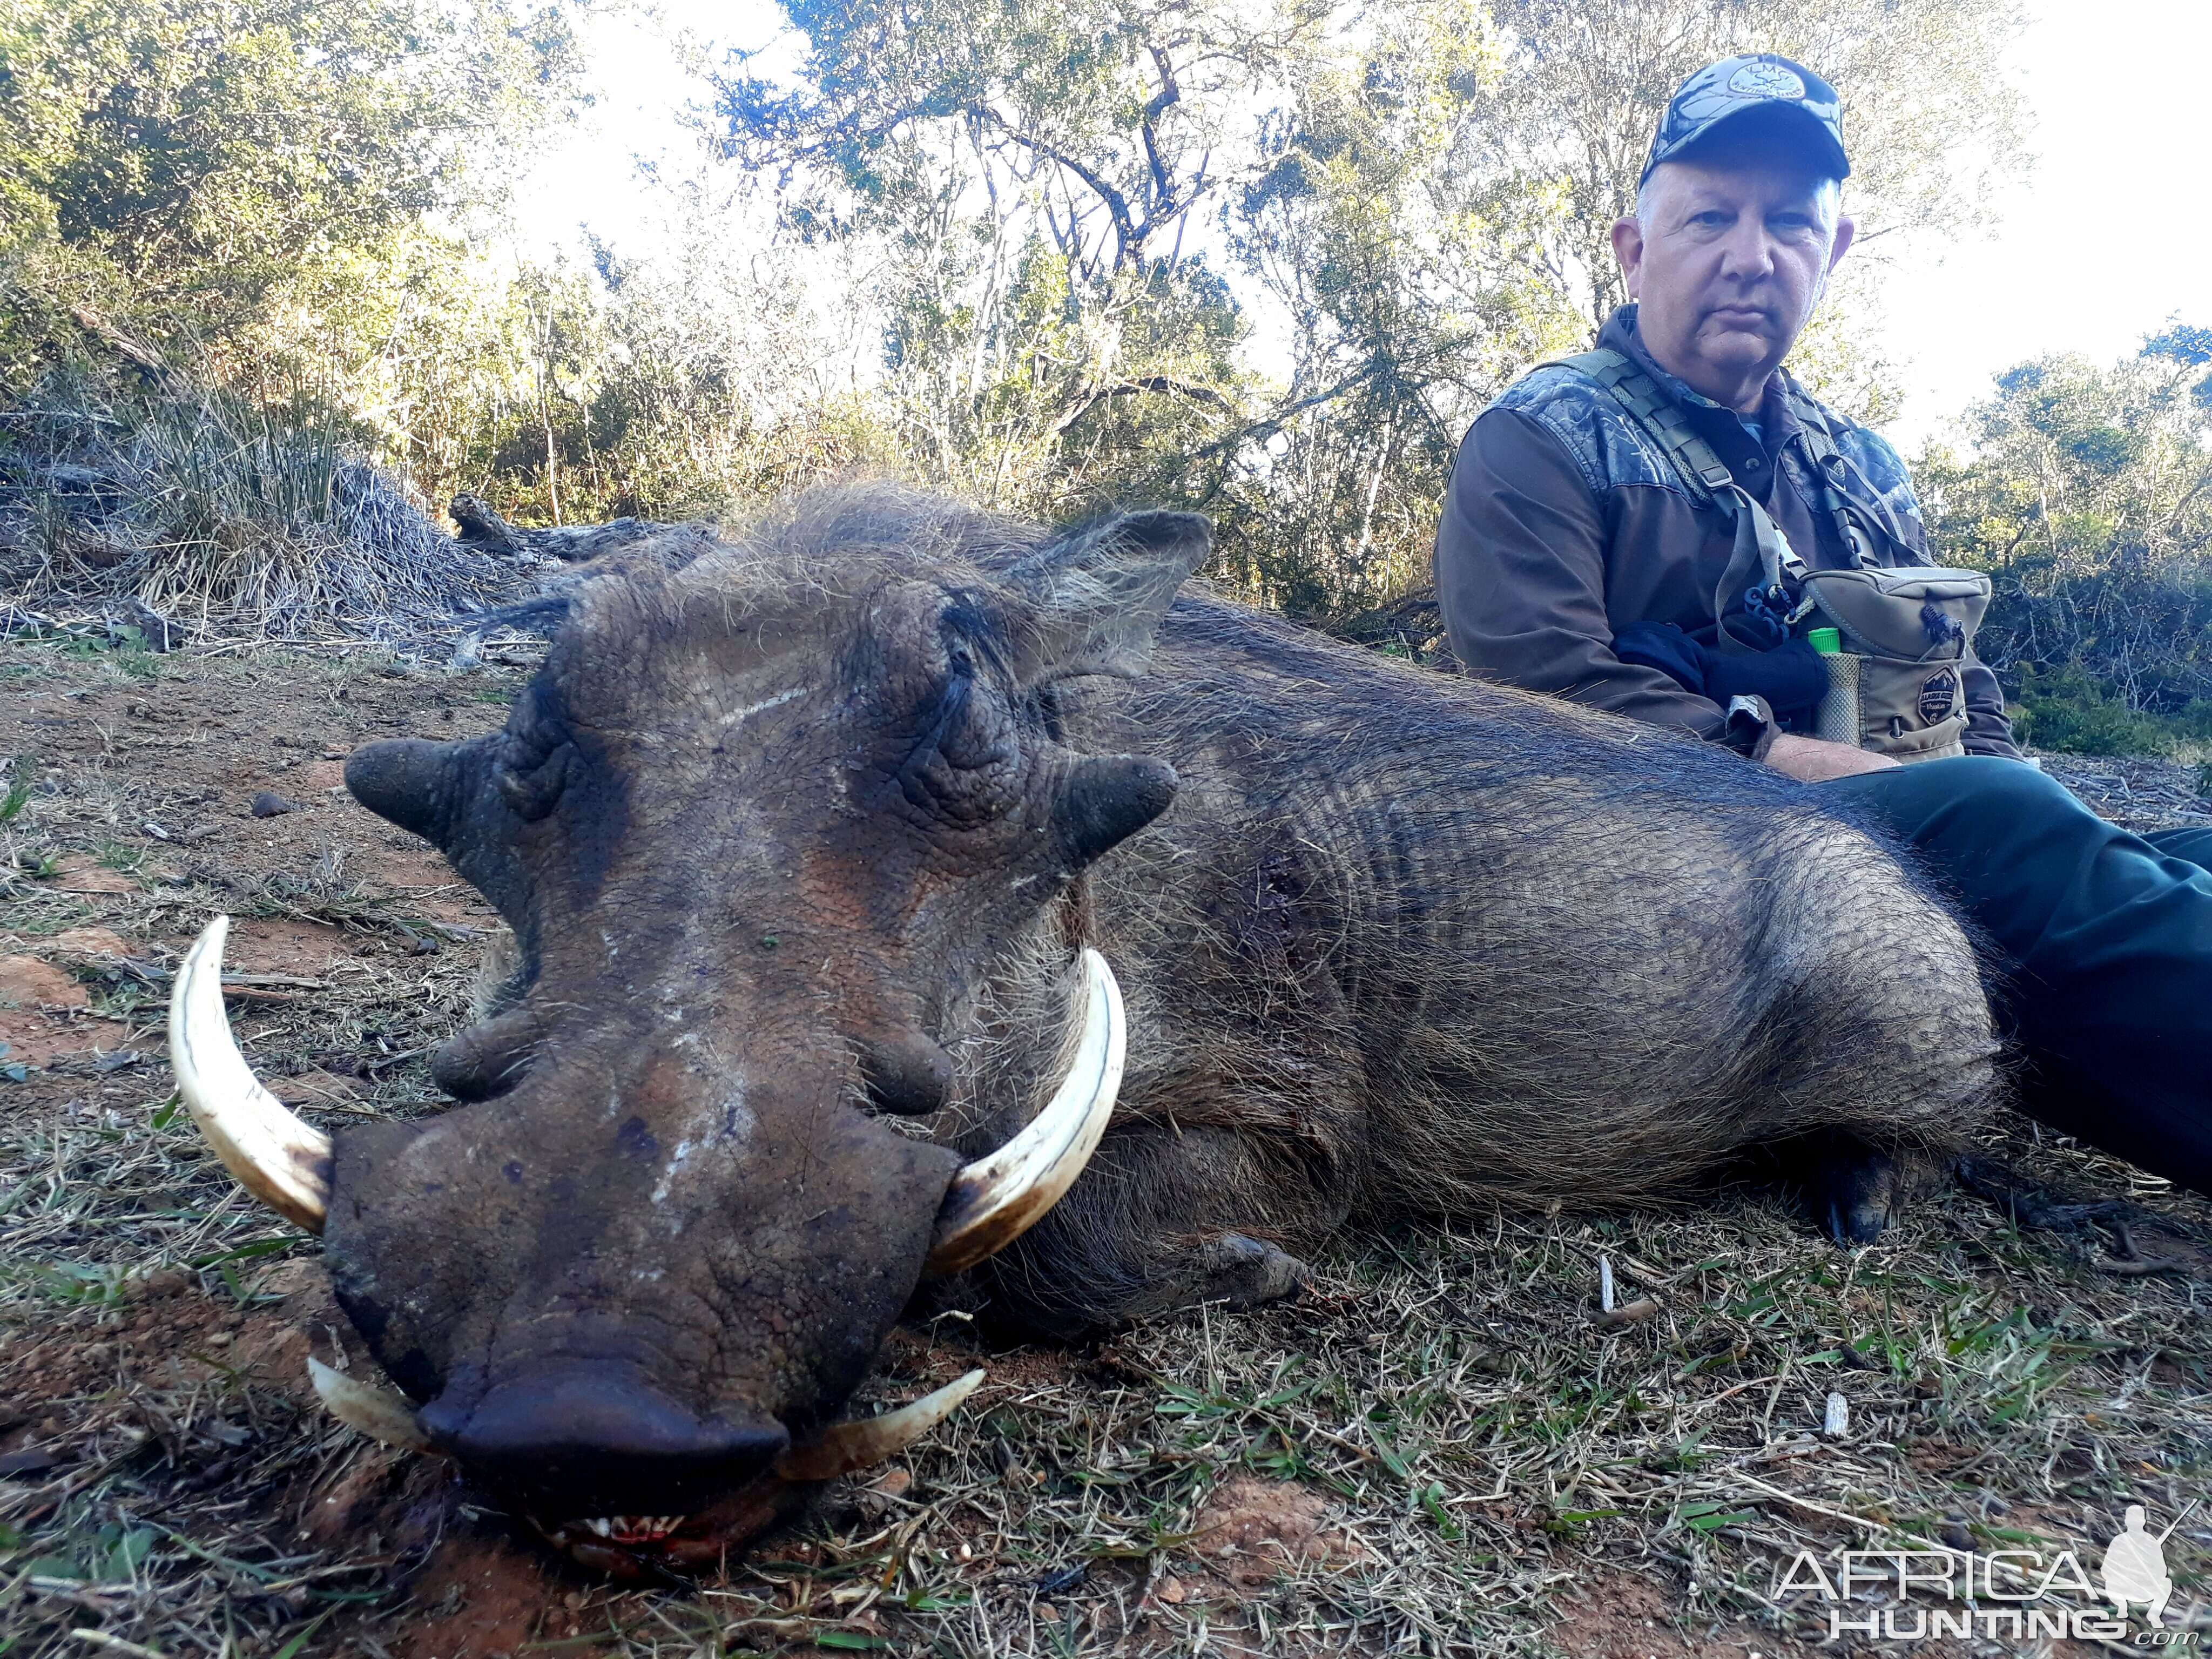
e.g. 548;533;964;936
0;375;525;638
1920;337;2212;740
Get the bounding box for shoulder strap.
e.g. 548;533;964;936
1780;372;1897;564
1546;349;1736;510
1544;348;1812;652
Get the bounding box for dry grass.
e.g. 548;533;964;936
0;384;555;648
3;637;2211;1657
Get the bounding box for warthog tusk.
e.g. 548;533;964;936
307;1356;436;1453
170;915;332;1232
774;1368;986;1482
924;948;1123;1276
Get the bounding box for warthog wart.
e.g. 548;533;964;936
170;484;2000;1574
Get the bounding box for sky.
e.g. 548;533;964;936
1870;0;2212;448
510;0;2212;451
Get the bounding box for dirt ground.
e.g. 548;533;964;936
5;631;2212;1658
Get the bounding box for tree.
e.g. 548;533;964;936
1464;0;2030;345
1917;331;2212;750
717;0;1328;515
0;0;582;388
713;0;2033;619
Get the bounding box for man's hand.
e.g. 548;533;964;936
1764;733;1900;781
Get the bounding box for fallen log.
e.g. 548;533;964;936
448;493;665;563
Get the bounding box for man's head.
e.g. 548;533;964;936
1610;55;1854;414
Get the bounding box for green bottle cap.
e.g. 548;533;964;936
1808;626;1842;654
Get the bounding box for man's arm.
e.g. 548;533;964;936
1433;407;1736;740
1962;663;2024;760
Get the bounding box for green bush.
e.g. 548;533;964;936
2009;667;2178;756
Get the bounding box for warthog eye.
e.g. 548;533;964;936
495;734;574;821
493;683;579;822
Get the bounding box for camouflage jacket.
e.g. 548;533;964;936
1432;305;2019;759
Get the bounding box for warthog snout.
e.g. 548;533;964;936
421;1364;792;1518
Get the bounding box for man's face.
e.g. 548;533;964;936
1610;153;1853;412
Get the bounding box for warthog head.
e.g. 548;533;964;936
166;493;1209;1573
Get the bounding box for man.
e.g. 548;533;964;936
2100;1506;2175;1628
1434;53;2212;1212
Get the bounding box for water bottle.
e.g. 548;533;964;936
1809;626;1862;747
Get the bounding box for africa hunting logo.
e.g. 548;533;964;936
1771;1502;2199;1644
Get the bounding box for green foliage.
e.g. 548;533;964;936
0;0;581;401
1919;338;2212;751
720;0;1284;527
0;757;33;824
0;0;2126;711
2008;667;2182;758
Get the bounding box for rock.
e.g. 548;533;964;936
251;792;301;818
0;955;89;1011
50;926;132;962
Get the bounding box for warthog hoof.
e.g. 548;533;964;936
1807;1135;1907;1246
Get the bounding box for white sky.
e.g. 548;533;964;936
1872;0;2212;448
511;0;2211;453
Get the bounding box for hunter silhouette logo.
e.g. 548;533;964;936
2102;1501;2195;1627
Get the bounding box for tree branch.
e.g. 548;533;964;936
1050;375;1233;435
979;109;1141;268
1140;45;1182;217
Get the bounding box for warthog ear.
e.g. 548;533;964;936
1004;509;1210;682
347;739;460;846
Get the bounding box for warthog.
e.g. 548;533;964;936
170;486;1999;1574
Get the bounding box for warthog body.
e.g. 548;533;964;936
328;487;1997;1568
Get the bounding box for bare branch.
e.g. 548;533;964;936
1050;375;1235;436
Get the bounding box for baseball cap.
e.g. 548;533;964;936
1641;54;1849;187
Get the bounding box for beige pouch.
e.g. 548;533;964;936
1803;566;1990;763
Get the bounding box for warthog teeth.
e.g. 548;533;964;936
170;915;333;1233
775;1368;987;1483
925;949;1123;1276
307;1357;435;1454
581;1515;682;1543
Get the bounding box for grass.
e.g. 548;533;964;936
0;377;550;648
1;765;34;825
5;942;2209;1655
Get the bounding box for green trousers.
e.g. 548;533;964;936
1823;756;2212;1191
